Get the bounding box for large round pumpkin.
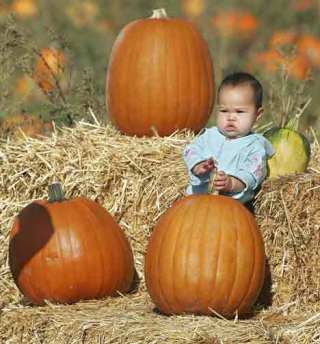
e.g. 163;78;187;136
145;195;265;318
264;127;310;178
9;183;135;305
106;8;215;137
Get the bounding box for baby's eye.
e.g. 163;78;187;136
236;110;245;114
219;109;228;113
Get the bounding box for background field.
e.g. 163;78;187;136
0;0;319;136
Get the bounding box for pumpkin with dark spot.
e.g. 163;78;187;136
9;183;135;305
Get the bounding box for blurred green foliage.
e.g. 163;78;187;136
0;0;319;135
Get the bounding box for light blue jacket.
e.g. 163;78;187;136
182;127;275;203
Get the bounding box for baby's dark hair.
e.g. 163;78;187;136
218;72;263;109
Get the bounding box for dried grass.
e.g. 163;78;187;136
0;120;319;343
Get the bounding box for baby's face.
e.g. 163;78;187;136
216;84;262;139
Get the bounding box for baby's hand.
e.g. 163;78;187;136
192;158;215;176
212;171;232;192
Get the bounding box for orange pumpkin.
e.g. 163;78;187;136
32;48;65;95
106;8;214;137
9;183;135;305
145;195;265;318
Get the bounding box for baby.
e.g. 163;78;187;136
183;72;274;207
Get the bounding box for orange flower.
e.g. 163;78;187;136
297;34;320;68
288;54;310;79
269;30;298;48
238;13;258;35
254;50;310;80
65;1;98;28
181;0;205;18
292;0;313;11
255;50;284;73
211;10;258;39
10;0;38;17
95;19;113;33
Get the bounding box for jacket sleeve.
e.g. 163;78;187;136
182;130;211;186
227;144;268;200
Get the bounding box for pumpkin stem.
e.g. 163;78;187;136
48;183;65;202
150;8;168;19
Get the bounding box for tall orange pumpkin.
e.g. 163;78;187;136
9;183;135;305
106;8;215;137
145;195;265;318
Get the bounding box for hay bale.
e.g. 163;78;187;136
255;173;320;309
0;121;319;343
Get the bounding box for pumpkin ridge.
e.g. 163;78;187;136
135;21;155;135
197;196;214;312
106;38;126;132
182;23;194;129
38;202;59;302
170;199;193;313
146;21;161;135
144;21;154;135
182;195;205;312
62;198;104;301
171;22;183;129
221;202;239;315
196;25;208;130
57;199;83;301
27;204;51;302
124;26;142;135
66;200;89;301
44;201;66;302
213;198;237;314
187;23;204;130
75;199;109;297
207;198;224;313
116;23;139;134
147;208;172;312
169;23;181;130
26;204;45;302
203;39;214;124
157;20;169;134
